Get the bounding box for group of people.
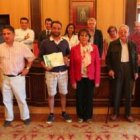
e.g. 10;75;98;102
0;16;139;127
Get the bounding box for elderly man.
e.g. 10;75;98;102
0;25;35;127
15;17;35;50
106;24;138;122
87;17;103;57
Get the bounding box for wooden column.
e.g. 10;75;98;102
30;0;41;39
125;0;137;33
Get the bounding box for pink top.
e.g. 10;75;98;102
70;43;100;85
0;41;35;75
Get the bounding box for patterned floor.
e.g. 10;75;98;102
0;114;140;140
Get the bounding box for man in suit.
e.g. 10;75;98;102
87;17;103;57
106;24;138;122
38;18;52;48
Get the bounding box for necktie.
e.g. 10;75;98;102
47;30;50;37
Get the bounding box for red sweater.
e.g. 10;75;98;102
70;43;100;85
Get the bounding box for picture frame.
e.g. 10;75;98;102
69;0;96;31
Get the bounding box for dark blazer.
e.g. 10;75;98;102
93;29;103;57
38;30;51;48
106;38;138;79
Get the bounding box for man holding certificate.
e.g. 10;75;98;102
40;21;72;124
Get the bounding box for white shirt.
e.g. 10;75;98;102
63;35;79;49
120;40;129;62
15;28;35;50
50;36;64;45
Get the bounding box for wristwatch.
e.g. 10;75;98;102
25;66;30;70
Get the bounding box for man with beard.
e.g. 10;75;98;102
39;21;72;124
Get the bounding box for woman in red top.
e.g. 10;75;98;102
70;28;100;123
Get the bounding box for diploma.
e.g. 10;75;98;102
43;52;64;67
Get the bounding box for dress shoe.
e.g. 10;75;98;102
110;115;117;121
3;120;12;127
23;118;31;125
86;119;92;123
126;116;135;123
78;118;84;123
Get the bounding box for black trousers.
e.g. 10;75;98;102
76;78;94;120
112;62;133;117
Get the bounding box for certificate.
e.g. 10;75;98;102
43;52;64;67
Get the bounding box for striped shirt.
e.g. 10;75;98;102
0;41;35;75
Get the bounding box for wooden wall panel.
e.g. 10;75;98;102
41;0;69;34
1;61;140;107
97;0;126;38
30;0;41;39
0;0;30;28
0;0;131;38
125;0;137;33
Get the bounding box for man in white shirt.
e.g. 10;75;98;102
0;25;35;127
15;17;35;50
106;24;138;122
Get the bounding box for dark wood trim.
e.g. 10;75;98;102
30;0;41;39
1;60;140;107
125;0;137;33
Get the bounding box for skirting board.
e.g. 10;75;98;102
0;105;140;115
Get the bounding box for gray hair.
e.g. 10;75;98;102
119;24;129;32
